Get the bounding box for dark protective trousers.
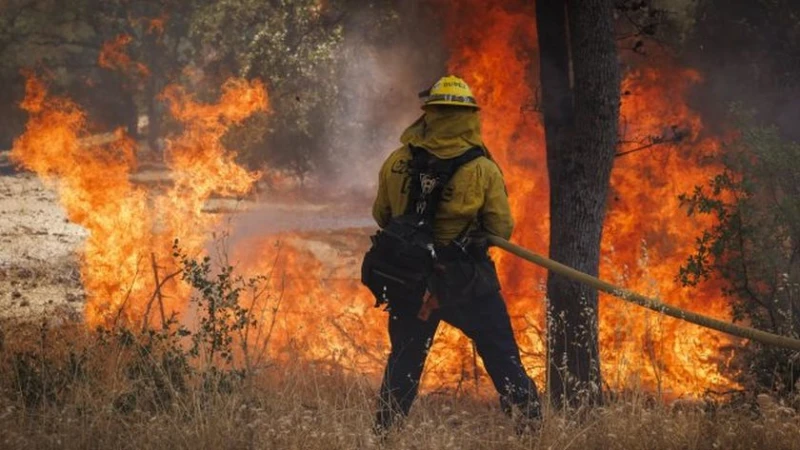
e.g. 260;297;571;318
376;279;541;429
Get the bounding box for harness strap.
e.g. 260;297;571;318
404;146;485;225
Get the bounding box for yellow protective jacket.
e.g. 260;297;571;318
372;108;513;244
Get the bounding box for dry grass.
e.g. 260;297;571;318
0;319;799;450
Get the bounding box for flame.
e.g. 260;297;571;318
11;75;268;327
232;1;738;397
439;0;737;395
232;231;386;372
98;34;150;78
602;66;734;393
158;79;266;245
12;1;740;398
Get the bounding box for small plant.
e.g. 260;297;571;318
173;238;275;375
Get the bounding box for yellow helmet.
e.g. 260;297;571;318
418;75;480;109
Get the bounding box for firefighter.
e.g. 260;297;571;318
372;75;542;434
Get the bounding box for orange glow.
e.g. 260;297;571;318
147;16;167;35
438;0;737;395
98;34;150;78
10;75;268;327
233;1;738;397
12;1;741;399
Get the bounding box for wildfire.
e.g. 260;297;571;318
11;1;741;399
439;0;737;395
233;1;739;397
10;75;268;327
98;34;150;78
157;79;266;245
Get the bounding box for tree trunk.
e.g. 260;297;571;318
537;0;620;406
535;0;573;209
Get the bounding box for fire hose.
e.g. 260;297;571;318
487;235;800;352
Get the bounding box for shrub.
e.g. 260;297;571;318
680;106;800;396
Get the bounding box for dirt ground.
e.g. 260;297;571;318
0;167;87;321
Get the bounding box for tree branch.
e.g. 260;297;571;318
615;127;690;158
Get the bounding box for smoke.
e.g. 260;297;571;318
683;0;800;141
228;4;446;243
322;5;447;195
